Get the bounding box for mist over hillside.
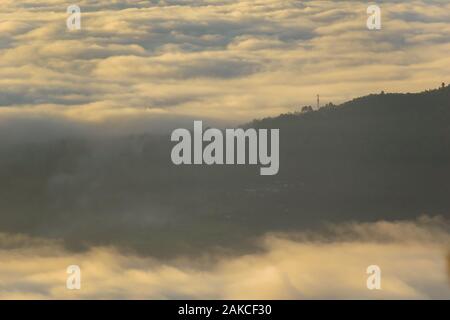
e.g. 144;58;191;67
1;85;449;256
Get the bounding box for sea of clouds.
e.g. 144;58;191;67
1;217;449;299
1;0;450;299
0;0;449;125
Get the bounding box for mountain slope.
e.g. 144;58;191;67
1;86;450;255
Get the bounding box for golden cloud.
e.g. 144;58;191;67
1;217;449;299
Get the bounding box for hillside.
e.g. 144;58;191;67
246;85;450;220
1;86;450;255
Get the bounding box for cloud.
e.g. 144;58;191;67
0;0;449;122
0;217;449;299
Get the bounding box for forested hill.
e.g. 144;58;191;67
251;84;450;130
245;84;450;221
1;85;450;255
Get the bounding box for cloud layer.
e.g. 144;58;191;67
1;217;449;299
1;0;450;123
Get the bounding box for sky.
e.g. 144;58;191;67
1;0;450;299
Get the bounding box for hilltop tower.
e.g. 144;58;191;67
317;94;320;109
